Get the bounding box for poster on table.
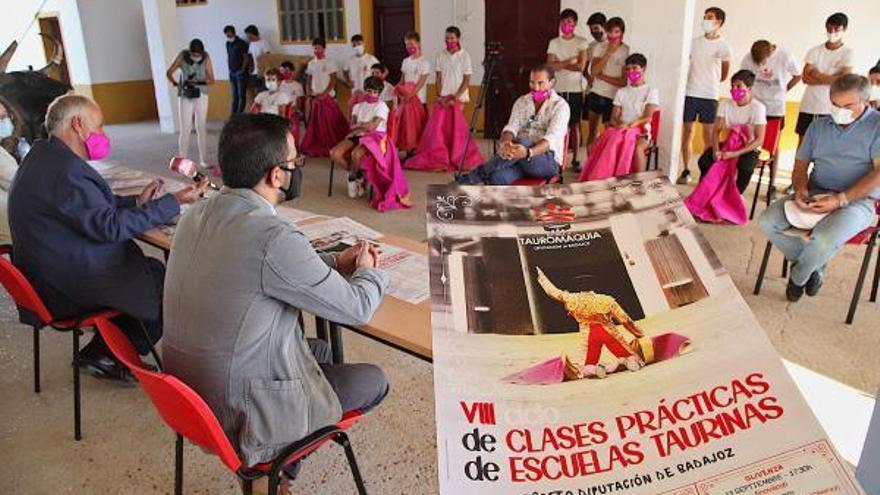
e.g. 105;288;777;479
426;171;864;495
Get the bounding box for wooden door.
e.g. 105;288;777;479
373;0;414;84
484;0;560;138
38;16;70;85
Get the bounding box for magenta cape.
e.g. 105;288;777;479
359;131;412;212
578;126;642;182
388;82;427;152
502;332;691;385
684;125;751;225
404;100;483;172
301;95;348;157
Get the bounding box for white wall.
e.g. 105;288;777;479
1;0;92;85
693;0;880;100
562;0;695;176
174;0;362;80
418;0;486;83
77;0;152;83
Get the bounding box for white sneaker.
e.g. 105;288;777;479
356;178;366;198
347;179;359;198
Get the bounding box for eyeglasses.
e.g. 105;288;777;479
276;155;306;169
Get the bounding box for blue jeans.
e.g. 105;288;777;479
459;138;558;185
229;70;247;114
758;193;875;286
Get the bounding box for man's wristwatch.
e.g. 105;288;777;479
837;192;850;208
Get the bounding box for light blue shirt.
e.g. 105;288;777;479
796;107;880;200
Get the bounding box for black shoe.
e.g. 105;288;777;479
676;169;691;185
571;160;581;172
805;271;824;297
77;343;134;383
786;279;805;302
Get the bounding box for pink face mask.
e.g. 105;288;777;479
406;45;418;55
626;70;642;85
730;87;748;102
84;131;111;160
531;89;549;103
314;48;325;59
560;22;575;36
445;40;459;51
607;33;623;43
364;94;380;104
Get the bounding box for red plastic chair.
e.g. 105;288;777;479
0;244;123;440
645;110;661;171
753;200;880;324
93;318;368;495
749;118;784;219
511;131;570;186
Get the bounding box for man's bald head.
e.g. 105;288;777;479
45;94;102;137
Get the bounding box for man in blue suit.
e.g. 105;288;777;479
8;95;207;380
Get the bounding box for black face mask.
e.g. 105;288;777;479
280;166;303;201
591;30;604;42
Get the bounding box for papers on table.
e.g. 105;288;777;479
296;216;383;244
276;206;325;224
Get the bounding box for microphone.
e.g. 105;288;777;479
168;157;220;190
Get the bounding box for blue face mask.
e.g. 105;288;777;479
0;117;13;139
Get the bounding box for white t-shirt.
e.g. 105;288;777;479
590;41;630;99
279;80;305;100
613;84;660;125
436;49;473;102
401;55;430;102
380;81;395;103
248;39;271;75
306;58;339;97
800;43;854;115
254;90;292;116
739;48;800;117
718;98;767;141
547;35;590;93
352;101;390;133
686;36;732;100
346;53;380;93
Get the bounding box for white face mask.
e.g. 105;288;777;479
830;105;855;125
354;45;365;56
265;80;278;91
872;85;880;101
701;19;717;34
0;117;13;138
826;31;843;43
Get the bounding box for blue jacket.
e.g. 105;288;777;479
8;136;180;320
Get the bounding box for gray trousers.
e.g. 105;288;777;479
307;338;389;413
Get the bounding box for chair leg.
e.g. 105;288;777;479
337;433;368;495
241;479;253;495
175;434;184;495
315;316;328;342
870;243;880;303
33;326;41;393
137;320;163;371
749;161;765;220
781;259;789;279
846;232;878;325
766;158;776;206
329;322;344;364
328;161;335;197
72;329;82;441
753;241;773;295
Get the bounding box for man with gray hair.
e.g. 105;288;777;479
8;94;207;380
759;74;880;302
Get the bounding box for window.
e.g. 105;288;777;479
278;0;346;44
176;0;207;5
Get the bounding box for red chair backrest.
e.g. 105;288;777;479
762;118;783;157
94;318;244;473
0;245;53;325
649;110;661;143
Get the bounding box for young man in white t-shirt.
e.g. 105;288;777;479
610;53;660;173
435;26;473;106
400;31;430;104
370;63;395;107
679;6;731;185
252;68;292;116
796;12;854;144
329;77;389;198
244;25;271;104
697;69;767;194
305;38;339;101
547;8;589;169
278;61;305;109
585;17;629;153
343;34;380;99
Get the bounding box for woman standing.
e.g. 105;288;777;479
166;39;215;168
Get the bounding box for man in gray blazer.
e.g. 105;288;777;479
162;113;389;476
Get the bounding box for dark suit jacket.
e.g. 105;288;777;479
7;136;180;322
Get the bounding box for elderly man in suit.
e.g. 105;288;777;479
162;113;389;487
8;94;207;380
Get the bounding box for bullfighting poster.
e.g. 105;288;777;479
426;171;863;495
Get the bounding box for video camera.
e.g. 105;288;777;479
485;41;503;60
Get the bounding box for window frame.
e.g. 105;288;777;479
276;0;349;46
